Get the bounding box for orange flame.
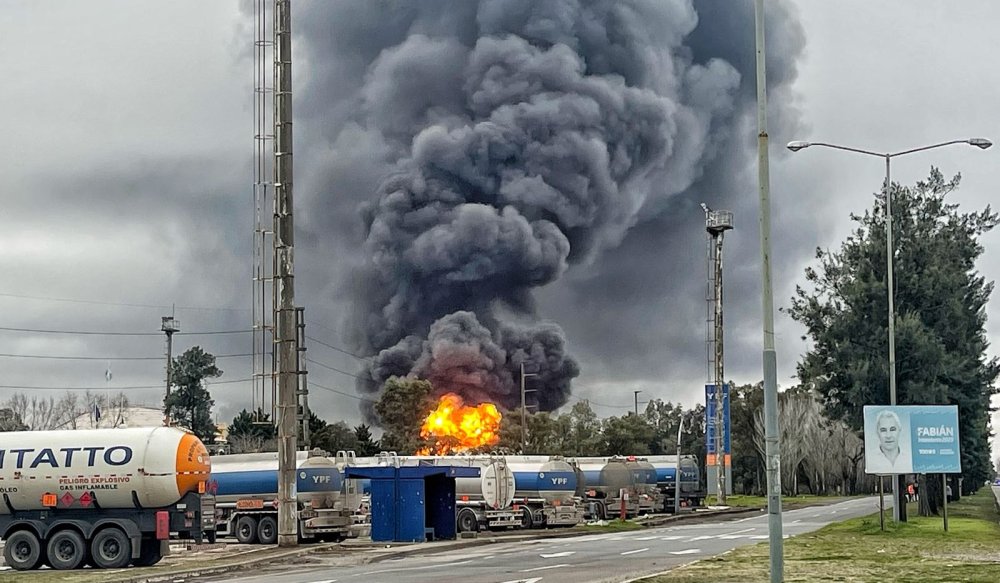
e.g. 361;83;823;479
417;393;501;455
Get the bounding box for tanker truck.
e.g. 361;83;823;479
397;455;519;533
503;456;586;528
573;457;640;519
643;454;704;510
210;450;359;544
0;427;215;571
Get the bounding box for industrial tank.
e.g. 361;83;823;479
0;427;210;513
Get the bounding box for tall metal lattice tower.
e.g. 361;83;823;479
703;204;733;504
252;0;276;426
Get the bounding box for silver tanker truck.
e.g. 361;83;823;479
0;427;215;571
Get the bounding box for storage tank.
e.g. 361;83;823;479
211;451;343;508
506;459;577;504
0;427;210;513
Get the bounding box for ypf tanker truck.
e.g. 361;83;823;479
0;427;215;571
210;450;360;544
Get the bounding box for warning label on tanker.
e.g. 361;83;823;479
58;475;130;490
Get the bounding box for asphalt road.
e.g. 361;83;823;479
194;496;888;583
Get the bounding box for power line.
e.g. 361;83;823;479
308;380;377;404
0;377;254;391
305;358;365;380
0;326;252;337
305;335;373;362
0;352;253;361
0;291;250;313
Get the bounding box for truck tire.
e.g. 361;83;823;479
46;529;87;570
257;516;278;545
90;527;131;569
235;516;259;544
520;507;534;529
3;530;42;571
594;501;607;521
457;509;479;533
133;538;164;567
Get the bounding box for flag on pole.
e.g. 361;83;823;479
94;403;102;424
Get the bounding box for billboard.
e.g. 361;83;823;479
705;383;731;463
863;405;961;475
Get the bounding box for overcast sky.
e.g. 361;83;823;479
1;1;997;459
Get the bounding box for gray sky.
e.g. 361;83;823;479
1;0;997;460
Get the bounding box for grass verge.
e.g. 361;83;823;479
704;494;850;508
641;488;1000;583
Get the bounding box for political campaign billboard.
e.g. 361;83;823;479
863;405;961;475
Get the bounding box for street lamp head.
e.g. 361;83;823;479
968;138;993;150
786;140;811;152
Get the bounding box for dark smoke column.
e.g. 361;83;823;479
293;1;746;416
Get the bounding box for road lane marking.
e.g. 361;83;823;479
306;580;337;583
669;549;700;555
521;563;570;572
750;535;768;539
621;548;650;555
500;578;542;583
635;536;660;540
540;551;575;558
689;535;717;541
363;560;473;575
659;535;685;540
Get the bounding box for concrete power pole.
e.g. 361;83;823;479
161;315;179;426
273;0;298;547
520;363;537;452
703;204;732;505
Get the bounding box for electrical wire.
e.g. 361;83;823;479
308;380;377;404
0;326;252;336
0;352;253;361
0;377;254;391
0;291;250;313
305;335;373;362
305;358;365;380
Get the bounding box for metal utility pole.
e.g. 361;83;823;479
161;315;180;426
273;0;298;548
703;203;732;505
296;307;310;450
754;0;784;579
520;363;537;452
633;390;642;416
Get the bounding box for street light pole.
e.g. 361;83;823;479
754;3;783;580
674;412;686;515
633;390;642;416
787;137;992;523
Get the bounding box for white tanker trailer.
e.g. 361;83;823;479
0;427;214;571
210;450;359;544
573;457;641;519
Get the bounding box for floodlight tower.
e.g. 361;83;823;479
703;203;732;504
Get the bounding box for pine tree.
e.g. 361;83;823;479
165;346;222;443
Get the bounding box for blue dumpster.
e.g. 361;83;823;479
346;465;480;542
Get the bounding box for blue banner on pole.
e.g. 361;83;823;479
863;405;961;474
705;383;731;455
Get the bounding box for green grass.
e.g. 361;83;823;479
574;519;645;532
641;488;1000;583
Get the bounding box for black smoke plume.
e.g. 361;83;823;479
292;0;805;420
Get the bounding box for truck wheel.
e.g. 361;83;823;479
520;507;534;529
46;529;87;570
595;501;607;521
457;509;479;533
90;527;131;569
205;530;218;544
235;516;259;544
133;538;163;567
3;530;42;571
256;516;278;545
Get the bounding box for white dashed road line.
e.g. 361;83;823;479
621;548;649;555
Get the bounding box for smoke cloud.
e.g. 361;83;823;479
293;0;805;420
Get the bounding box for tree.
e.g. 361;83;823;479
790;169;999;506
353;424;380;456
165;346;222;443
562;400;603;456
728;383;764;495
0;408;28;431
313;421;361;454
227;408;277;453
373;377;436;454
600;413;655;456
